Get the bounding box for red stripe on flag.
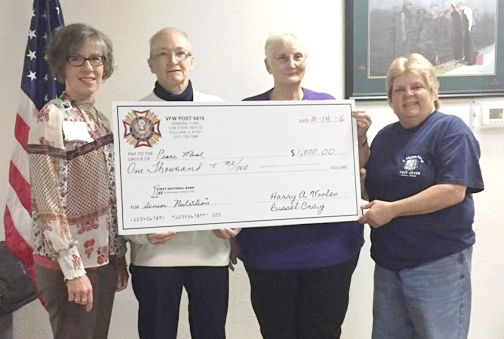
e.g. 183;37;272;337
3;207;36;285
8;161;32;213
4;0;64;308
14;114;31;151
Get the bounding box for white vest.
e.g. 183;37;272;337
125;87;229;267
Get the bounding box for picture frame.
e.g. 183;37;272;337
345;0;504;99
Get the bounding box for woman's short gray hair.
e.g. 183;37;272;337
46;23;114;83
386;53;440;109
264;30;308;61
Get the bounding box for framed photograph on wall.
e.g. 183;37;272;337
345;0;504;99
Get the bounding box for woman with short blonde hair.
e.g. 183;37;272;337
360;53;483;339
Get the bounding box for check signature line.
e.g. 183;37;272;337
259;197;348;203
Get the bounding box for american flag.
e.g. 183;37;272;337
3;0;64;284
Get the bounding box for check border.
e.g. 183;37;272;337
113;100;361;234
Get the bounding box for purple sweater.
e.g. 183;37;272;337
237;88;364;269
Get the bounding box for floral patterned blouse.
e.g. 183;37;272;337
28;92;126;281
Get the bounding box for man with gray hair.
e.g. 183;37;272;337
126;27;236;339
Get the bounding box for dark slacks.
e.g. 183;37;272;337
130;265;229;339
245;253;359;339
0;314;13;339
35;262;117;339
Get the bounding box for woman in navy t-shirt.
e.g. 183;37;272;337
360;53;483;339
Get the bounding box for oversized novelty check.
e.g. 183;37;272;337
113;101;362;235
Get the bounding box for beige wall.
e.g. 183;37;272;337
1;1;503;338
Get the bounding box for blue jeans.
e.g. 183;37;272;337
372;247;472;339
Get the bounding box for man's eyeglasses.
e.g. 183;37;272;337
67;56;106;67
274;53;306;65
151;50;192;62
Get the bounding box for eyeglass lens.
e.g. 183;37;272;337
275;53;305;64
67;56;105;66
152;50;191;61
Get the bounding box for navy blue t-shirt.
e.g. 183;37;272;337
365;111;484;271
